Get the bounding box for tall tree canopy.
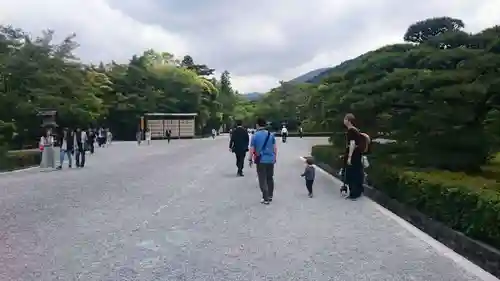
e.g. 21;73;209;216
251;17;500;172
403;16;465;44
0;25;244;148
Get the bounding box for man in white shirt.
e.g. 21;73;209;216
98;127;105;147
107;130;112;146
281;126;288;143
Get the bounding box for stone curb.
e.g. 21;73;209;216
0;165;39;175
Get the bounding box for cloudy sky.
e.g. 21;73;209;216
1;0;499;93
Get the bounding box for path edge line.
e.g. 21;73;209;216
299;156;499;281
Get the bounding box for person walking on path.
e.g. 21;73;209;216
250;117;277;205
106;129;112;146
280;125;288;143
229;120;250;176
343;113;366;200
136;130;142;146
87;129;95;154
145;128;152;145
301;158;316;198
74;128;87;168
165;129;171;143
39;128;56;169
57;128;74;169
97;127;105;147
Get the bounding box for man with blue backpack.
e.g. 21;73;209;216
250;118;277;205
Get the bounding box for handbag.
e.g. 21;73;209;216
254;131;271;165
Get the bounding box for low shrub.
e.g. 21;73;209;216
310;144;500;249
310;144;343;169
373;168;500;249
0;149;41;171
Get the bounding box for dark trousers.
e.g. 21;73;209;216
235;151;246;172
345;156;364;198
88;141;94;154
98;137;105;147
75;146;85;167
305;180;314;194
257;163;275;201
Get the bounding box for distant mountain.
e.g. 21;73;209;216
287;68;332;84
242;92;263;101
287;56;364;85
246;56;365;98
304;57;361;84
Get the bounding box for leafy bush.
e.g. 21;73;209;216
373;168;500;249
0;149;41;171
311;144;343;169
311;144;500;249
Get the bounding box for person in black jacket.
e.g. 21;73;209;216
229;120;250;176
165;129;171;143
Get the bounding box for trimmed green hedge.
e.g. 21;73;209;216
311;144;500;249
0;148;41;171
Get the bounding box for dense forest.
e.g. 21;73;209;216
253;16;500;172
0;25;249;149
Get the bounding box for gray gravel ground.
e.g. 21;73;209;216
0;137;495;281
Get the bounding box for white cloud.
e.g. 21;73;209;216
2;0;500;94
0;0;189;63
231;74;280;94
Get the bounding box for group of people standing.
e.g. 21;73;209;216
228;113;370;204
136;128;172;145
229;119;315;204
39;127;112;170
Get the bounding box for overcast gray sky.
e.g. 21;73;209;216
1;0;499;93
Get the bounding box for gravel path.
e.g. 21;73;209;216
0;137;495;281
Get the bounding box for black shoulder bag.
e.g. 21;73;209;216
254;131;271;165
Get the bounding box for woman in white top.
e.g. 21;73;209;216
145;129;151;145
39;128;56;169
106;130;112;146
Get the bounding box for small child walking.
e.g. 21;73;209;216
301;158;316;198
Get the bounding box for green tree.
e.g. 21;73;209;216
180;55;215;76
0;24;251;147
404;16;465;44
257;17;500;171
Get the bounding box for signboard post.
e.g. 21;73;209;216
37;109;58;128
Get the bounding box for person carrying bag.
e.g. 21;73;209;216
250;118;277;205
